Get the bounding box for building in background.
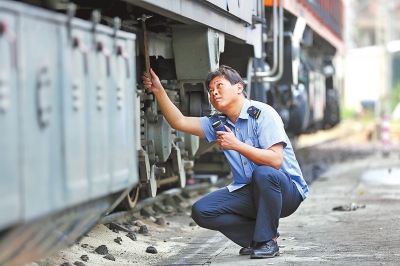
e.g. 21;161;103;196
344;0;400;118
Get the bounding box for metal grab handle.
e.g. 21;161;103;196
118;45;130;79
36;67;52;128
73;37;89;74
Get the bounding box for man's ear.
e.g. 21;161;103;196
237;82;244;93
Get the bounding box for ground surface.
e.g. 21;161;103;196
27;193;204;266
27;119;400;266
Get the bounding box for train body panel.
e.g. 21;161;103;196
0;2;139;264
128;0;257;41
0;6;20;230
0;0;344;264
19;5;65;221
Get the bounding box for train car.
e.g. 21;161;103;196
270;0;344;135
0;0;344;265
0;1;139;265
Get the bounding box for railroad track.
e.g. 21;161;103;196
100;181;221;225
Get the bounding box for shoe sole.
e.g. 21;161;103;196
240;233;280;256
239;251;252;255
250;251;280;259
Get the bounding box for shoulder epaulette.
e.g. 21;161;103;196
247;106;261;119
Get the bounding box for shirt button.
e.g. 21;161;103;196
243;161;247;165
236;128;239;132
248;177;251;180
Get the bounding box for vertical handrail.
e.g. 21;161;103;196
263;0;278;76
262;0;284;82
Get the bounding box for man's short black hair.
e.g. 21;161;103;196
205;65;244;90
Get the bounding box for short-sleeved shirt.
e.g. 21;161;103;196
199;98;308;200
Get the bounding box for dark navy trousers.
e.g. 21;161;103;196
191;166;303;247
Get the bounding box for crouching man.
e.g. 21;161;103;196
142;65;308;259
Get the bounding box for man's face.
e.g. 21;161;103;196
208;75;242;111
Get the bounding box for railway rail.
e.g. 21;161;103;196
100;181;223;225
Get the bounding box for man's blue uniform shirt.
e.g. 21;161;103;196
199;99;309;200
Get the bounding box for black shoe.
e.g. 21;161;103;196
239;244;254;255
250;240;280;259
239;232;280;256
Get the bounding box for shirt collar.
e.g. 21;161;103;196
238;98;251;120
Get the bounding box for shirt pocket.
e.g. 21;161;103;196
245;137;260;148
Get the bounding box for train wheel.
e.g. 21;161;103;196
324;90;340;129
287;84;310;134
147;165;158;197
118;186;140;210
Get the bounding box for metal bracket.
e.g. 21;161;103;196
66;3;76;41
112;16;121;51
91;9;101;47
